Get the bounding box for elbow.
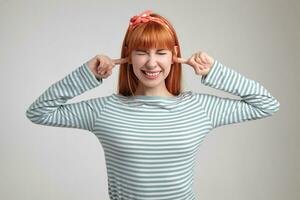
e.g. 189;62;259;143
270;97;280;114
25;107;39;124
25;108;34;122
273;99;280;113
262;97;280;116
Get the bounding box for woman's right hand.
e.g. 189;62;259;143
87;54;128;79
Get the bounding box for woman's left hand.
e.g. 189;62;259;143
173;51;214;76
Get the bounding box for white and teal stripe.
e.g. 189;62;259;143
26;59;280;200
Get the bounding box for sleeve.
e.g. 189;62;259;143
197;59;280;129
25;62;104;132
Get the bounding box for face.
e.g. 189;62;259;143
130;48;173;89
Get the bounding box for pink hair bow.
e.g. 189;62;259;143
128;10;174;40
129;10;154;27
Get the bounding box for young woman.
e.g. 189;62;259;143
26;10;280;200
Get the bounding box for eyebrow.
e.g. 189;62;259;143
135;49;167;52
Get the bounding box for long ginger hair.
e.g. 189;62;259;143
117;12;183;96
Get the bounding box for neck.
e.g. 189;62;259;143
134;85;174;97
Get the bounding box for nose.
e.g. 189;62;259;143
145;54;159;68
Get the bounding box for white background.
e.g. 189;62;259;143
1;0;299;200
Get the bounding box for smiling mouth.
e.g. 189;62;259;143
141;69;162;73
141;70;162;75
141;70;162;79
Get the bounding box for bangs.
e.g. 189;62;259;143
127;21;175;51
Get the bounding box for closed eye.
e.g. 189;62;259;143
136;53;167;55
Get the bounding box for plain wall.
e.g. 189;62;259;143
1;0;299;200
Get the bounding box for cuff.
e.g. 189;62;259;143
201;59;222;86
80;62;103;88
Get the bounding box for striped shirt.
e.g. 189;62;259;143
26;59;280;200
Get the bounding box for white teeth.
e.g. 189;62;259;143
145;71;160;76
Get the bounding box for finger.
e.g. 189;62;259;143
101;72;109;78
196;53;208;69
98;66;105;75
98;62;106;74
101;64;111;75
173;56;188;64
102;70;112;78
201;52;213;68
204;56;210;65
99;58;105;70
195;65;203;75
109;60;115;69
95;56;102;73
199;53;209;68
98;70;106;76
195;56;205;67
196;52;205;63
188;55;196;65
100;70;106;75
191;56;203;70
112;57;128;65
97;66;103;75
187;57;201;73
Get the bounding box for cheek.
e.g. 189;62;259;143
163;66;172;75
131;56;146;65
163;56;173;66
132;65;143;76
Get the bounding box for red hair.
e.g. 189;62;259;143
117;12;183;96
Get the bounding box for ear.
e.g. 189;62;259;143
128;56;132;64
172;45;179;64
174;45;178;55
124;46;132;64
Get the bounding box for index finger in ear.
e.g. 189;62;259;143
173;56;188;64
112;57;128;65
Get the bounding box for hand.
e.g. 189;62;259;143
87;54;128;79
173;51;214;76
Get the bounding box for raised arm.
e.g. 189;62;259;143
199;59;280;128
174;51;280;129
25;54;128;131
25;62;104;131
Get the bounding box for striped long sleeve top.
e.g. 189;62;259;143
26;59;280;200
